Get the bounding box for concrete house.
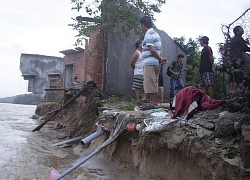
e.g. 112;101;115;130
20;54;63;99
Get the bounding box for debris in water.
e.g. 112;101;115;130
49;169;60;180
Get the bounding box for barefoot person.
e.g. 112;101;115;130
140;16;167;109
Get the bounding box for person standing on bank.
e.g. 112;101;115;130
169;54;185;99
230;25;250;68
130;40;147;105
199;36;214;98
140;16;167;109
229;26;250;94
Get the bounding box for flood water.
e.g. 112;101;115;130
0;103;140;180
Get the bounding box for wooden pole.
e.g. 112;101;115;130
32;84;88;132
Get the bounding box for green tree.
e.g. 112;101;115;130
13;94;42;105
213;65;226;99
70;0;166;45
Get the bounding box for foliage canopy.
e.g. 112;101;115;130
70;0;166;45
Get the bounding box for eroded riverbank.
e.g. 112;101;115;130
33;97;250;180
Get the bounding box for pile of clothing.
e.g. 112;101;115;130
172;86;225;119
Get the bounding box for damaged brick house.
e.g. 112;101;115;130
20;27;187;100
57;27;187;98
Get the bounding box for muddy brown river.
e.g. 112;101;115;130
0;103;140;180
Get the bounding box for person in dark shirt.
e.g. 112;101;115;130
229;26;250;92
169;54;185;98
199;36;214;98
230;26;250;67
230;26;250;64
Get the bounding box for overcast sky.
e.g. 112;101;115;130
0;0;249;98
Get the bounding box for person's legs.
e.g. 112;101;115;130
135;90;140;102
158;86;164;102
200;72;214;97
143;66;155;94
151;66;160;106
200;73;206;93
232;82;238;93
201;86;206;93
170;78;177;98
133;74;143;102
207;85;214;98
174;79;184;96
176;78;184;89
233;74;243;92
229;74;234;93
141;93;147;101
143;65;159;107
229;82;233;93
160;87;164;102
150;93;158;107
158;69;164;102
242;80;246;92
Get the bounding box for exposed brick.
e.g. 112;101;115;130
61;28;105;90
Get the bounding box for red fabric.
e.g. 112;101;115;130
207;45;213;55
173;87;224;119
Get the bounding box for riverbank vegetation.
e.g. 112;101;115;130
0;94;41;105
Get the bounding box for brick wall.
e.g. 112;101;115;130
64;52;85;82
62;29;104;90
84;29;105;90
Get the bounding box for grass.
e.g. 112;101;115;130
101;95;136;111
191;134;218;142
